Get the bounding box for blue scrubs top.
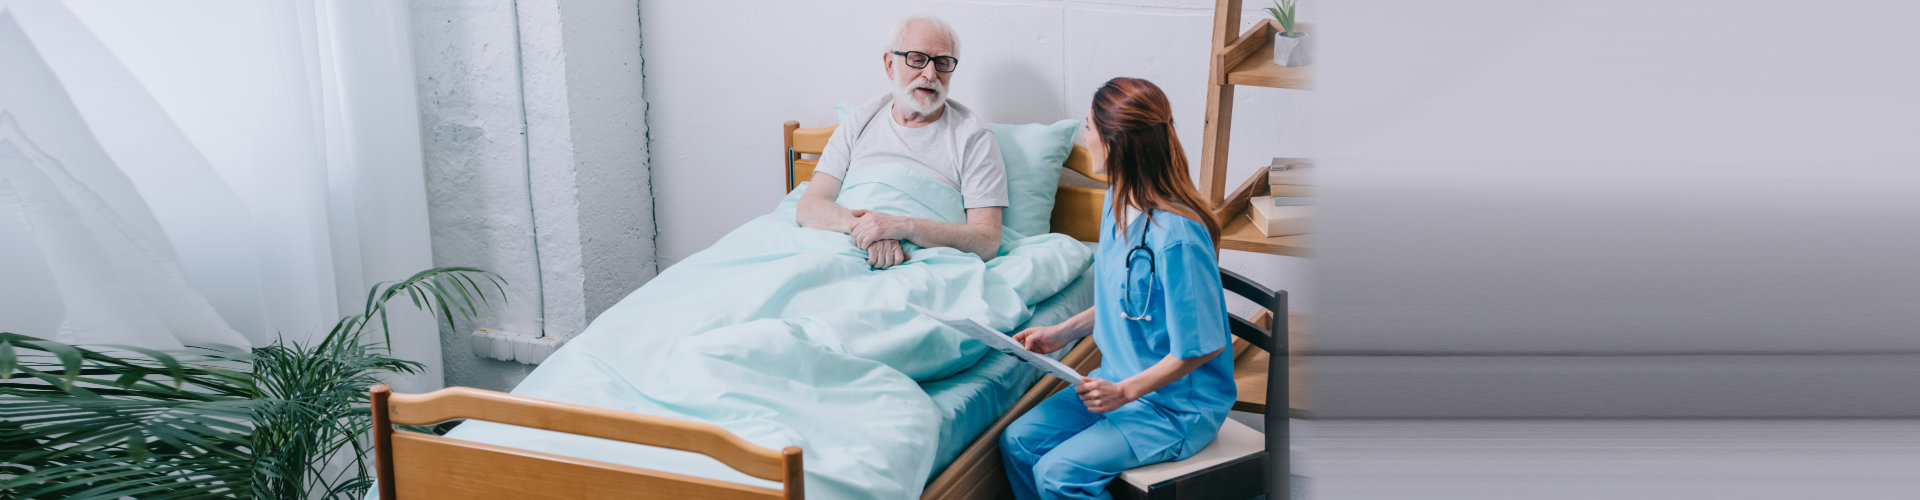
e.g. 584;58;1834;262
1091;194;1236;460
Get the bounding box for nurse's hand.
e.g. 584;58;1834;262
1075;377;1134;413
1013;325;1065;354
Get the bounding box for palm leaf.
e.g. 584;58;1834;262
3;266;502;499
0;340;16;380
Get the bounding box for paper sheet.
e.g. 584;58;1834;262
910;304;1083;385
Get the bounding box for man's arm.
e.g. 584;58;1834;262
796;174;859;233
797;120;859;233
850;207;1002;261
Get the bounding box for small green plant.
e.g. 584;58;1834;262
1268;0;1299;37
1;267;504;499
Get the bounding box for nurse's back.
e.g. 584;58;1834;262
1000;77;1235;499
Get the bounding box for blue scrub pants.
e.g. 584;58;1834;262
1000;390;1178;500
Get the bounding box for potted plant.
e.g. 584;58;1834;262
1268;0;1309;67
0;267;503;499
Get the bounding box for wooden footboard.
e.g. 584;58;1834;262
920;338;1103;500
371;385;804;500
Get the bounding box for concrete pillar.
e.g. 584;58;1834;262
408;0;654;391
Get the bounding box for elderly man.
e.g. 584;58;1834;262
797;16;1005;269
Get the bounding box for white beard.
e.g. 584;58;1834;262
892;76;947;116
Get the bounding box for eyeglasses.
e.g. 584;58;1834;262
891;50;959;73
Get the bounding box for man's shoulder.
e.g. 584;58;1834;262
852;94;892;119
840;94;893;138
940;99;994;140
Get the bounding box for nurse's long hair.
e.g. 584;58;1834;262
1092;77;1220;246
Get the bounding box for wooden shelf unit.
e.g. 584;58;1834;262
1199;1;1313;258
1223;207;1311;257
1196;9;1308;495
1222;18;1315;90
1212;156;1312;257
1200;0;1310;423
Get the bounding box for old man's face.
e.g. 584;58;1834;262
887;21;956;116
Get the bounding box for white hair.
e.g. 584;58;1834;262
887;15;959;57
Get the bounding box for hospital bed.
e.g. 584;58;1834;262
786;122;1110;499
370;120;1115;499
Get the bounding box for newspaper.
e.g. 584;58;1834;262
909;304;1083;385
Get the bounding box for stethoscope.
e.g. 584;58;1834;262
1119;213;1156;322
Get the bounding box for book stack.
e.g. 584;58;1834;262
1246;196;1310;237
1248;158;1312;237
1268;158;1312;197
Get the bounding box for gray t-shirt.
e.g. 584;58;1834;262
813;95;1009;209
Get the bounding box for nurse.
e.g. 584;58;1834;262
999;77;1235;499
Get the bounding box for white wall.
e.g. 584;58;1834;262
1308;0;1920;416
639;0;1312;313
409;0;655;392
1312;0;1920;354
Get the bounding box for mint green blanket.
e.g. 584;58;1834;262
435;164;1092;499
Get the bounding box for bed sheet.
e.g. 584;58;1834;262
920;241;1098;477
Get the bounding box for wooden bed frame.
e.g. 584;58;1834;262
369;121;1113;500
781;121;1111;243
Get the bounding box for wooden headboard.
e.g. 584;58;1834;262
783;121;1109;243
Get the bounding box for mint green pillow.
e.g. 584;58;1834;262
987;120;1079;237
834;103;1079;238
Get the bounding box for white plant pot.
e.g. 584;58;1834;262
1273;32;1310;67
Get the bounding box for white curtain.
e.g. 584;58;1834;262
0;114;248;349
0;1;442;390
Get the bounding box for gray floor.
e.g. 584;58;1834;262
1299;419;1920;500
